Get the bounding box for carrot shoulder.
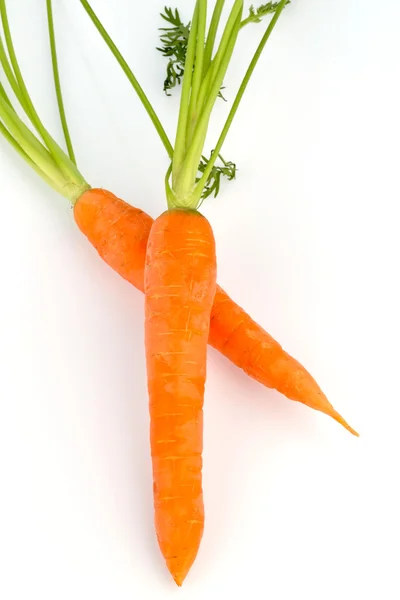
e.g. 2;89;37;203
144;209;216;585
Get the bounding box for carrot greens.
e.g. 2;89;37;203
0;0;89;202
158;2;290;96
80;0;288;209
46;0;76;165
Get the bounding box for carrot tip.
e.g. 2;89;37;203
172;573;185;587
330;409;359;437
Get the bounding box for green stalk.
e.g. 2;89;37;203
171;0;199;187
0;94;75;195
46;0;76;164
0;0;83;184
0;34;31;115
202;0;225;77
0;120;67;193
79;0;173;159
173;5;243;203
193;0;287;202
77;0;288;210
0;79;14;108
185;0;207;147
207;0;243;85
196;0;243;118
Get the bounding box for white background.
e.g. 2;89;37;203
1;1;399;598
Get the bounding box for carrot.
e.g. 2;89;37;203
74;190;357;436
1;0;358;587
209;287;358;435
0;0;356;437
80;0;358;583
74;189;152;293
137;0;243;583
143;210;216;585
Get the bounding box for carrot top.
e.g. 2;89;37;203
157;3;291;97
0;0;89;203
80;0;290;210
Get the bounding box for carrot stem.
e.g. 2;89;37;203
185;0;207;147
0;93;74;194
46;0;76;165
171;0;199;188
174;3;243;204
0;79;14;109
202;0;225;77
0;0;83;185
0;34;31;116
194;0;287;198
0;119;62;192
77;0;288;210
79;0;173;160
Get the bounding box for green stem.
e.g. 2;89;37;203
240;1;289;28
0;34;31;115
174;6;243;202
171;0;199;187
196;0;243;118
165;163;175;209
0;79;14;109
0;120;66;193
193;0;287;202
185;0;207;147
46;0;76;164
0;94;73;193
203;0;225;77
0;0;82;183
79;0;173;159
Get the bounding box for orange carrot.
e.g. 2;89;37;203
209;287;358;435
74;189;357;437
78;7;358;586
143;210;216;585
1;1;358;587
74;188;151;293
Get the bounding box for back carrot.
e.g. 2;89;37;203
74;189;357;436
209;287;357;434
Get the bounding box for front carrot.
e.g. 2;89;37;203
142;0;246;584
145;210;216;585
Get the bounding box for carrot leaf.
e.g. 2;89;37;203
241;1;291;28
158;1;290;97
197;152;237;201
80;0;289;210
157;7;190;96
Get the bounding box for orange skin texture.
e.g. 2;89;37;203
144;210;217;585
74;189;357;436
